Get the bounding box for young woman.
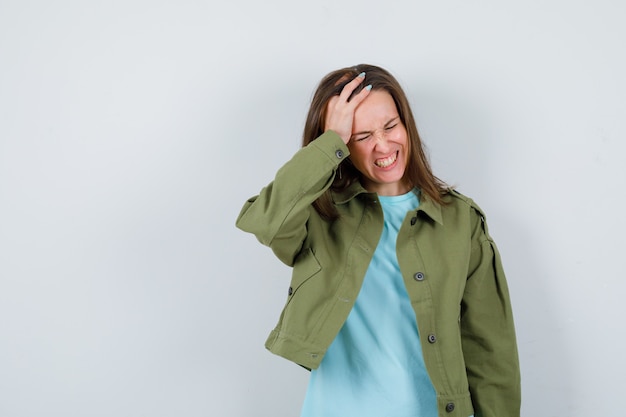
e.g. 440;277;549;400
236;64;521;417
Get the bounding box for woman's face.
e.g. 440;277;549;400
347;90;410;196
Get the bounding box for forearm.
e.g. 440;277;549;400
236;130;349;264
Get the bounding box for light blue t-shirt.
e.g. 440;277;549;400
300;190;439;417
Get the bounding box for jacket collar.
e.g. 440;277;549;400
331;180;370;204
331;182;444;225
416;192;443;225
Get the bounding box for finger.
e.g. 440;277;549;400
347;83;372;107
338;72;366;101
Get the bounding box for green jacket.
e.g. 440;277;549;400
236;131;521;417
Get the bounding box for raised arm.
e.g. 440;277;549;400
236;131;349;265
236;73;372;266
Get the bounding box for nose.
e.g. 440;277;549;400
373;129;390;149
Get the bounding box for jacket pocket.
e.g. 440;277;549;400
281;247;325;339
288;248;321;297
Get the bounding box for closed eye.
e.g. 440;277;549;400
385;123;398;131
353;134;371;142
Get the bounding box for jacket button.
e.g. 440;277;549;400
335;149;344;159
288;286;293;296
410;216;417;225
445;402;455;412
428;334;437;343
414;272;425;281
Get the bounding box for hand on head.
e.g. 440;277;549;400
324;73;372;145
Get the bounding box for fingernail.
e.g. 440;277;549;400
365;84;372;91
358;72;366;78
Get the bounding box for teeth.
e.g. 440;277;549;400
375;153;397;168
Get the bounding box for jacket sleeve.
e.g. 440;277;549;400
235;131;349;266
460;203;521;417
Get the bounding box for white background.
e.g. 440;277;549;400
1;1;624;416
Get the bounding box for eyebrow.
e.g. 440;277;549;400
351;116;400;137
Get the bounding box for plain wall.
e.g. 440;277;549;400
1;0;625;416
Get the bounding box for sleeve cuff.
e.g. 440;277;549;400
309;130;350;164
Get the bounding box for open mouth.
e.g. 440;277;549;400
374;151;398;168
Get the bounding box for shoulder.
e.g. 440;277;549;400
439;188;490;236
444;188;497;242
444;188;487;219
